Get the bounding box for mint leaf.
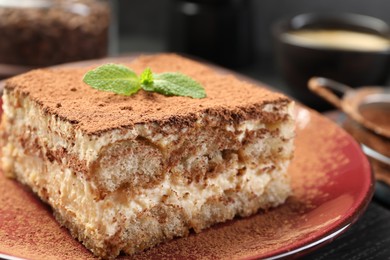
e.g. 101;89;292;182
83;64;141;96
146;72;206;99
83;64;207;98
140;67;154;85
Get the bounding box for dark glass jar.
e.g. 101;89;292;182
0;0;110;78
168;0;253;68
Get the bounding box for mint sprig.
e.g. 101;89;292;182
83;64;206;99
140;67;153;85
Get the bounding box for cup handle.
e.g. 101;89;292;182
308;77;353;109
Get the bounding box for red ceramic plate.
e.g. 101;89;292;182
0;61;373;260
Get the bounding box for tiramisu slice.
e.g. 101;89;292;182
0;54;295;259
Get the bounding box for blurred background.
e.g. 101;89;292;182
1;0;390;111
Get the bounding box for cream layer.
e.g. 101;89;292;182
9;141;291;241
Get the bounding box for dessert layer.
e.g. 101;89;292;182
9;142;291;259
4;54;290;135
2;90;294;196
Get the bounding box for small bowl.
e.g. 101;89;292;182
273;13;390;111
309;76;390;187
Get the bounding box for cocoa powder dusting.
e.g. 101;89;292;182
359;102;390;131
4;54;289;135
0;106;364;259
0;178;95;260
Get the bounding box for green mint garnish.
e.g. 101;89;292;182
148;72;206;98
83;64;206;99
140;67;154;85
83;64;141;96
